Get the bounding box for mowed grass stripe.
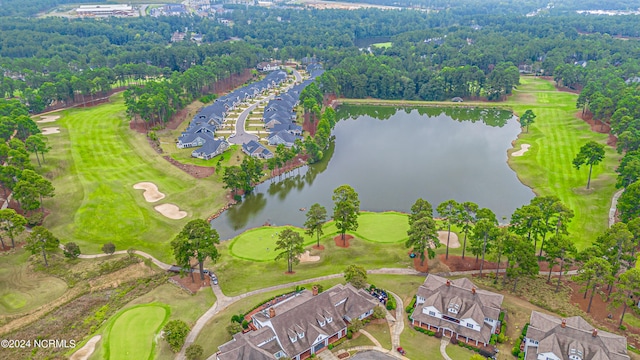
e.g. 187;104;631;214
508;77;619;249
41;94;228;262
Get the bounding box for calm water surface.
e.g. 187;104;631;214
211;106;534;239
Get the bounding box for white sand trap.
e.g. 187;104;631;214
438;231;460;248
133;182;166;203
70;335;101;360
41;127;60;135
37;115;60;123
298;250;320;263
512;144;531;157
154;203;187;219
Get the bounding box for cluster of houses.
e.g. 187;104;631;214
215;274;631;360
177;70;288;159
262;63;324;148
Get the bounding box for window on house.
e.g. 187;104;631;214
327;317;333;323
466;323;474;329
428;311;436;316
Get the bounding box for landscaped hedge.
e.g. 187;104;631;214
405;296;417;314
512;322;530;357
458;341;482;354
414;326;436;336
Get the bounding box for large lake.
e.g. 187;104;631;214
211;106;535;240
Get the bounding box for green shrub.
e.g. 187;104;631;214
231;314;244;323
346;330;353;339
242;320;249;329
499;311;505;322
386;295;396;311
489;334;498;345
512;346;521;357
163;320;190;352
372;305;386;319
497;333;506;343
186;344;203;360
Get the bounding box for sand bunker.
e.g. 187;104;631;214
41;127;60;135
70;335;101;360
512;144;531;157
37;115;60;123
154;204;187;219
298;250;320;263
437;231;460;248
133;182;166;203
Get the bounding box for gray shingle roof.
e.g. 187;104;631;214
526;311;630;360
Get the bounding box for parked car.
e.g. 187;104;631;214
397;347;406;355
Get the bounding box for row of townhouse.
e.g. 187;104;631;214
263;63;324;148
410;274;630;360
177;70;288;159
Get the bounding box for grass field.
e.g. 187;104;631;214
102;304;169;360
352;212;409;243
507;77;619;249
0;249;67;315
229;226;320;261
371;42;393;49
39;94;228;262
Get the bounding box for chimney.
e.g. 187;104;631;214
561;319;566;328
446;280;451;287
269;307;276;318
592;329;598;337
312;286;318;296
471;287;476;294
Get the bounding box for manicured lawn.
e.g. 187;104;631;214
229;226;319;261
352;212;409;243
625;313;640;329
40;93;228;262
399;324;442;359
215;229;415;296
102;304;169;360
364;322;392;350
446;342;476;359
0;249;67;315
371;42;393;48
194;278;343;358
331;332;375;351
507;77;619;249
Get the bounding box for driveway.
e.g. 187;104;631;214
351;350;398;360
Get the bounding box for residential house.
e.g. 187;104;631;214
191;136;229;160
410;274;504;346
242;140;274;159
268;130;299;147
171;31;187;42
257;62;281;72
523;311;630;360
217;284;379;360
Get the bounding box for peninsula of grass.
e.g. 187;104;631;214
507;77;620;249
40;93;228;262
102;304;169;360
0;249;67;315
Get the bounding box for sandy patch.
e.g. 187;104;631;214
154;203;187;219
512;144;531;157
41;127;60;135
133;182;166;203
437;231;460;248
70;335;101;360
37;115;60;123
298;250;320;263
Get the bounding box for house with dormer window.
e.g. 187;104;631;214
216;284;378;360
523;311;629;360
410;274;503;346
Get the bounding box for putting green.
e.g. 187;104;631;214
352;212;409;243
229;226;319;261
0;250;67;315
103;304;169;360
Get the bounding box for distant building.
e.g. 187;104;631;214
76;4;135;17
523;311;630;360
171;31;187;43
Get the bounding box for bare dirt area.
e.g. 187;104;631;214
37;115;59;123
438;254;500;272
41;127;60;135
170;273;210;294
162;155;215;178
577;111;617;147
334;234;353;248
